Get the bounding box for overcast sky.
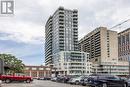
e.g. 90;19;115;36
0;0;130;65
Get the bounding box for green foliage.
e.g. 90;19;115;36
0;54;25;73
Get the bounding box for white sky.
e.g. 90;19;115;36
0;0;130;65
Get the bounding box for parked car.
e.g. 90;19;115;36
126;78;130;87
51;77;57;82
62;75;73;83
0;75;33;83
45;77;51;80
68;76;86;85
37;77;45;80
56;75;72;83
33;77;39;79
84;74;127;87
52;75;75;83
121;77;128;81
56;76;64;82
0;80;2;87
38;77;51;80
80;76;89;86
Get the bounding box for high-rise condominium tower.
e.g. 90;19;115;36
45;7;78;65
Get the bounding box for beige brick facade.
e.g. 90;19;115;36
24;65;52;78
79;27;118;65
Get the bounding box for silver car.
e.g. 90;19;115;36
126;78;130;87
68;76;85;85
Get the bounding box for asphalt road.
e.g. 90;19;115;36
2;80;85;87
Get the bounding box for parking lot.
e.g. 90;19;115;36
2;80;85;87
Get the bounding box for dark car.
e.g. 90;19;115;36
62;76;72;83
56;76;64;82
37;77;51;80
80;76;89;86
56;75;74;83
68;76;87;85
44;77;51;80
83;74;127;87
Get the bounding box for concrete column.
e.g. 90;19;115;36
37;71;39;77
46;71;48;77
44;71;46;77
29;71;31;77
43;72;44;77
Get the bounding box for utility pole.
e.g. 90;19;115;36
0;59;4;74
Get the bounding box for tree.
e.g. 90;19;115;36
0;54;25;74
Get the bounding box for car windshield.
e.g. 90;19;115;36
127;78;130;81
107;76;120;80
121;77;127;80
72;76;84;80
89;76;98;80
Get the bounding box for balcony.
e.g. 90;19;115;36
59;26;64;28
73;18;78;21
73;10;78;13
73;15;78;17
73;25;78;27
59;19;64;21
59;11;64;14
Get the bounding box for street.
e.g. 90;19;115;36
2;80;85;87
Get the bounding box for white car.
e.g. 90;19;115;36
126;78;130;87
51;77;57;81
69;76;85;85
0;80;2;87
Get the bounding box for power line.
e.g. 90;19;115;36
110;19;130;29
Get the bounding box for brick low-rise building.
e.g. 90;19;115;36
24;65;52;78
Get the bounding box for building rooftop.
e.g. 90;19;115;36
118;28;130;35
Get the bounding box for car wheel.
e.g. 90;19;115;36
102;83;107;87
5;79;11;83
75;81;79;85
82;83;86;86
26;79;31;83
92;85;100;87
